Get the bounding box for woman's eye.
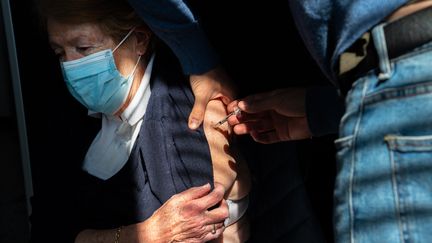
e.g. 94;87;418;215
76;46;93;53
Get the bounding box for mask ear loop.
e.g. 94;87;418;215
113;27;137;53
112;26;142;78
128;54;142;79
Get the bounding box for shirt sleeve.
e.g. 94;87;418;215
305;86;345;137
127;0;220;75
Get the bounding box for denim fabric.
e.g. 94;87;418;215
289;0;408;82
334;23;432;243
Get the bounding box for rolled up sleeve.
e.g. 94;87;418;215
305;86;345;137
128;0;220;74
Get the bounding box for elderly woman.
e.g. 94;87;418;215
35;0;251;242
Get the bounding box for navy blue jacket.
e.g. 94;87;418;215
75;48;214;230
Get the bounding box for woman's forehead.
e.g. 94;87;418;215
47;20;110;44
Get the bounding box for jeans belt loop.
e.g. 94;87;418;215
372;23;393;81
337;6;432;97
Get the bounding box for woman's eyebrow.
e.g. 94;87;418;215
68;35;92;44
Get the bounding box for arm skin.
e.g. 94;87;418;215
203;99;251;200
203;99;252;243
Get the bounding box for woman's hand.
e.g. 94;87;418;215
126;183;229;243
75;184;227;243
227;88;312;144
188;66;236;130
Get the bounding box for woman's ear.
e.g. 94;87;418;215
134;26;152;56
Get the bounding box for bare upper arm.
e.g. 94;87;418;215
203;99;251;199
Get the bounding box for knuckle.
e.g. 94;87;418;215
214;186;225;198
221;208;229;219
183;202;202;215
170;193;180;202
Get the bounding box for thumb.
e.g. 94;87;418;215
238;91;276;114
188;95;209;130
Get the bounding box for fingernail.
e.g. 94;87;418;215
189;119;200;130
238;101;246;110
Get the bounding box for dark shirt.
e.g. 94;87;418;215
129;0;408;85
127;0;219;74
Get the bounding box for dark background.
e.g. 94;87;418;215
1;0;337;242
0;1;30;242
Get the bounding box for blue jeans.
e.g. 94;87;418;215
334;23;432;243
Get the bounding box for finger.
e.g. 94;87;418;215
193;182;225;211
189;95;210;130
177;183;211;201
227;113;241;126
232;123;258;135
226;100;240;113
233;120;275;135
202;223;225;242
220;95;233;106
204;199;229;224
233;124;251;135
227;111;268;126
238;91;280;114
227;110;267;128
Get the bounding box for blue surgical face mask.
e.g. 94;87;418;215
60;28;141;115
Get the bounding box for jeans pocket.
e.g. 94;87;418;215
335;135;353;164
334;135;354;177
334;135;354;181
335;135;353;149
385;134;432;242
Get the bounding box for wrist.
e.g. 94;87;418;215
123;220;154;243
120;224;138;243
114;226;123;243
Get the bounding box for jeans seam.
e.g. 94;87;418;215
364;81;432;106
340;76;368;127
349;78;369;243
388;143;405;243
